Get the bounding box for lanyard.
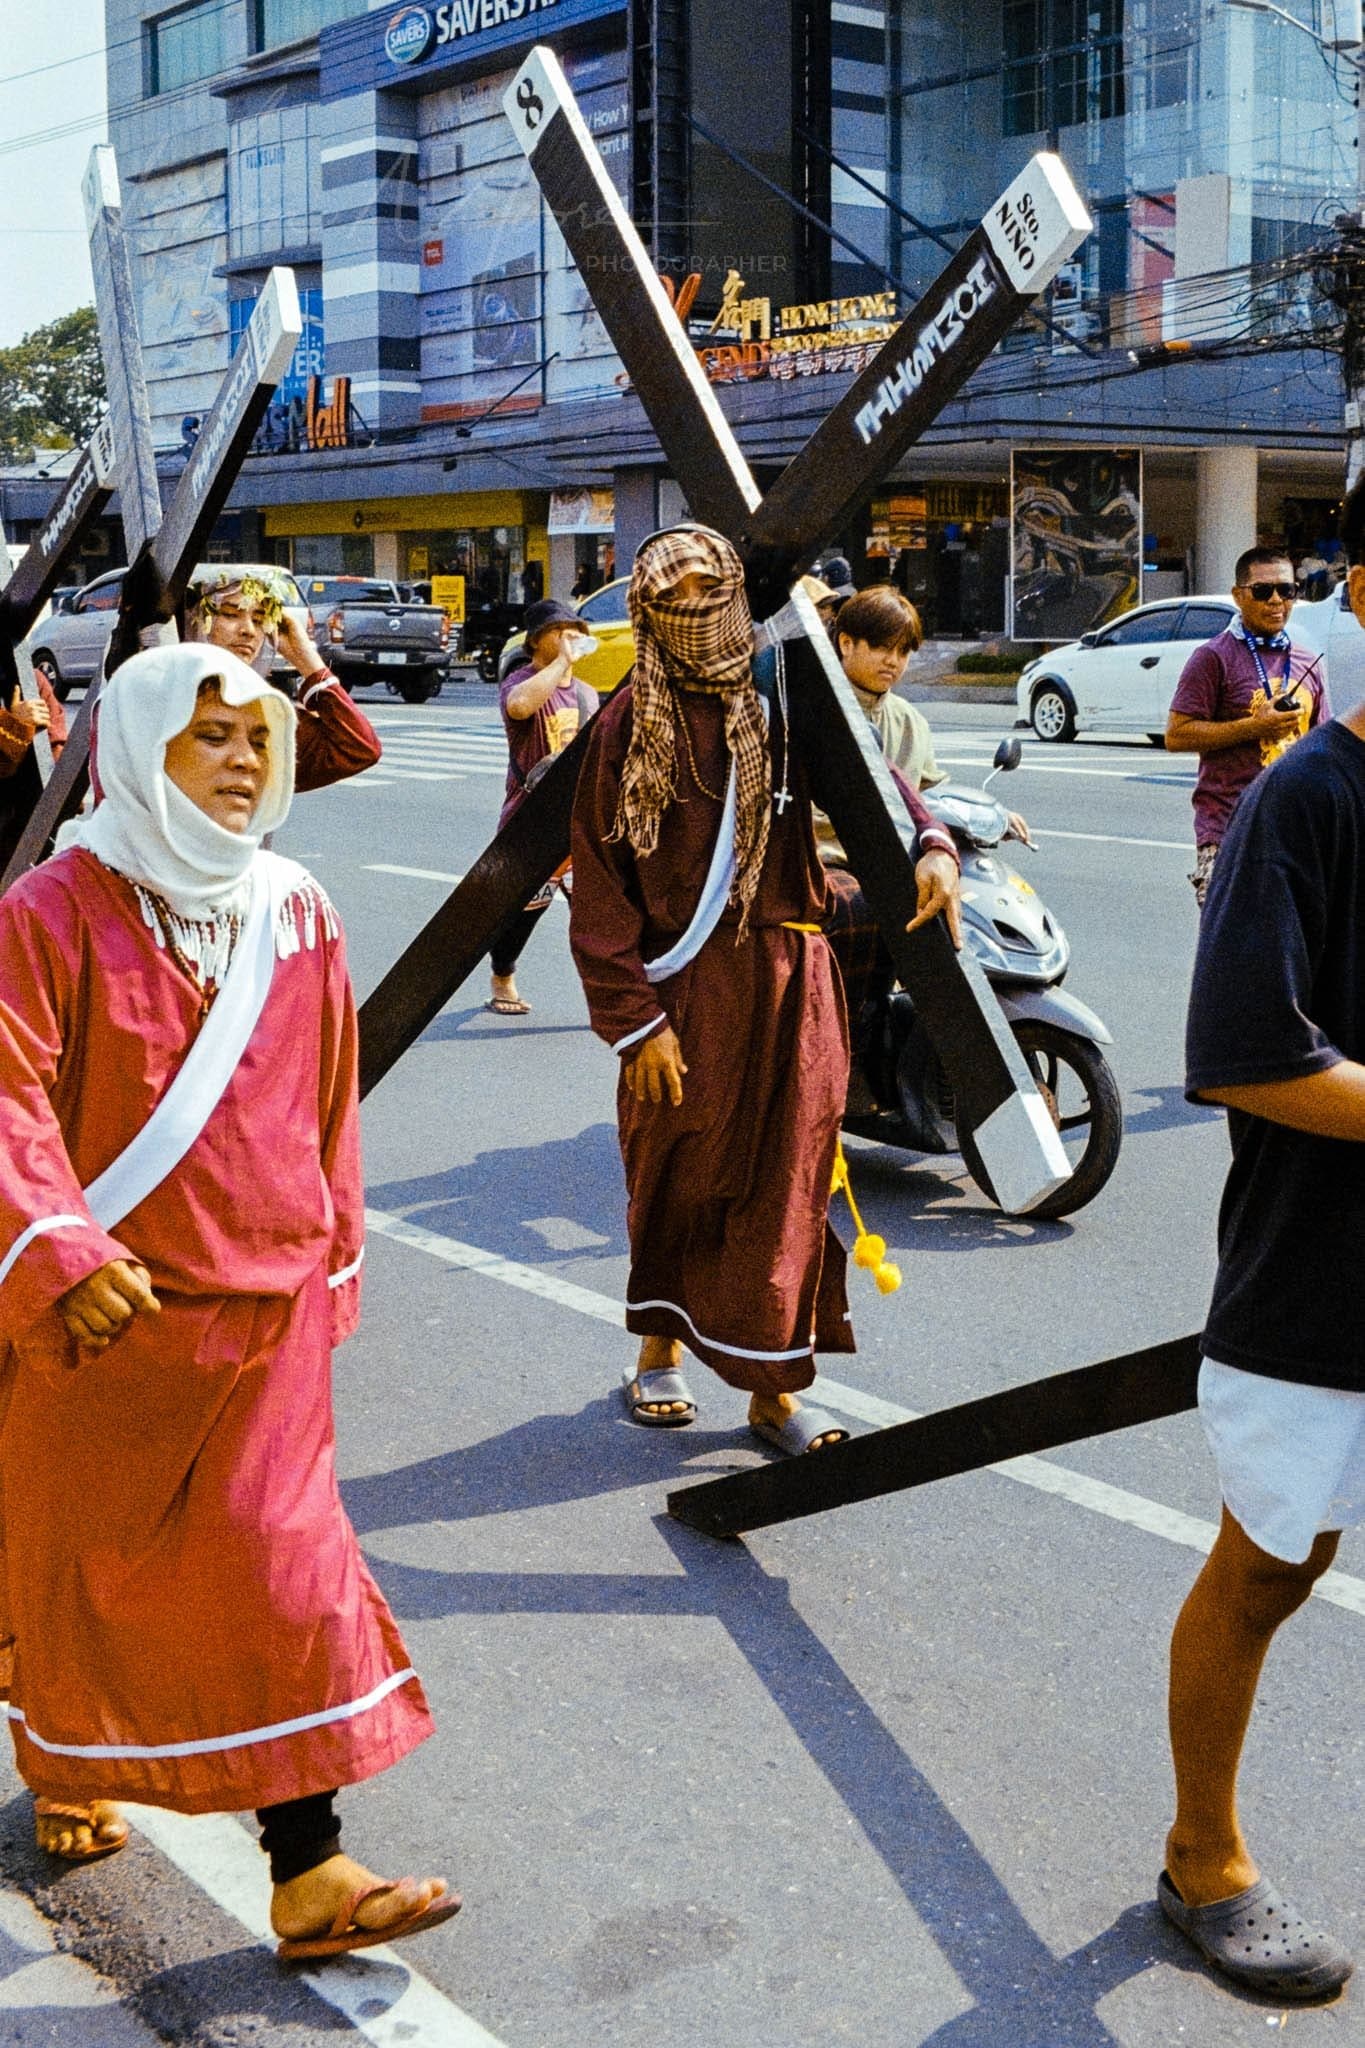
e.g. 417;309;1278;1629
1241;630;1290;701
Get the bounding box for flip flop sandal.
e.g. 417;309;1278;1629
277;1881;462;1962
621;1363;697;1427
1158;1871;1354;2002
34;1798;129;1863
749;1407;850;1456
486;996;531;1016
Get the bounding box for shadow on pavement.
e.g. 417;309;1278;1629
343;1396;753;1536
1121;1086;1222;1138
368;1123;630;1266
353;1501;1187;2045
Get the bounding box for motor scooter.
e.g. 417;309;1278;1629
844;737;1122;1219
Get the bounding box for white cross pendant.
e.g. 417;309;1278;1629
773;786;792;815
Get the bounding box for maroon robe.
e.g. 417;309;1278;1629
570;682;855;1397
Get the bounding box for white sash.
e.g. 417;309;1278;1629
643;757;738;984
82;857;286;1232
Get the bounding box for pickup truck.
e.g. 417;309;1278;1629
305;577;453;703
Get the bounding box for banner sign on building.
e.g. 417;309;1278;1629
320;0;626;98
547;486;614;532
1009;448;1142;643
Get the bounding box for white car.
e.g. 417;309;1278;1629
1289;583;1365;713
1016;586;1365;742
1016;595;1238;744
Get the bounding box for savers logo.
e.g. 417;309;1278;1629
384;5;436;64
383;0;560;65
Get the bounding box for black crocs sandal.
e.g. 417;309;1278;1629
1158;1870;1354;2002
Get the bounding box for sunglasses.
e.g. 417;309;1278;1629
1242;581;1298;602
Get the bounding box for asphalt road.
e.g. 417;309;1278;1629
1;677;1360;2048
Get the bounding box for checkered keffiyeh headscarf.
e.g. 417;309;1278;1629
615;527;770;939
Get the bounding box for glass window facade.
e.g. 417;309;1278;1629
253;0;358;53
883;3;1357;332
146;0;228;95
418;46;629;421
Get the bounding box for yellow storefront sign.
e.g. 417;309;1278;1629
263;490;542;537
431;574;466;623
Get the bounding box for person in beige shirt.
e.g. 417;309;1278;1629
817;584;1030;861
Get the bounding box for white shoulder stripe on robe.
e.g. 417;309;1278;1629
0;854;363;1285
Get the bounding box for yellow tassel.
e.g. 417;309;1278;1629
830;1141;902;1295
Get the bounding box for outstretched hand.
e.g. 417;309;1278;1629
624;1024;688;1107
906;849;963;951
59;1259;161;1352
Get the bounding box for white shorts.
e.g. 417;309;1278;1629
1199;1359;1365;1563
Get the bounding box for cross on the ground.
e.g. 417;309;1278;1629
0;149;302;891
360;50;1091;1215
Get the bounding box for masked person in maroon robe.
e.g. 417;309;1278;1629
569;527;959;1453
0;642;458;1961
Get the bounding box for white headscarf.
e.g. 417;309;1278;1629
59;642;296;922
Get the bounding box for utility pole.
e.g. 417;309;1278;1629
1230;0;1365;489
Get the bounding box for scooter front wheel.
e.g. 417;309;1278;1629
959;1020;1122;1220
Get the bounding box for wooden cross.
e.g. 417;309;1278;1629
360;50;1093;1215
0;147;302;892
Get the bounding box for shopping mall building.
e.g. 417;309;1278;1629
9;0;1359;632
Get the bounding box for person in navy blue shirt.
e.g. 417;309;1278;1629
1156;501;1365;2005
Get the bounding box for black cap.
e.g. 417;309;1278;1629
524;598;583;644
821;557;856;597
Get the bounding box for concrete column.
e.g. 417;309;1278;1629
613;468;660;574
372;531;400;582
548;532;576;600
1195;447;1258;593
317;93;421;435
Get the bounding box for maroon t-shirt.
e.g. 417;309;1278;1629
1169;627;1329;846
498;664;581;829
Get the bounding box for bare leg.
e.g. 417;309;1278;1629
1166;1507;1339;1907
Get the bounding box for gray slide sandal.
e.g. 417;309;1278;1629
1158;1871;1353;2001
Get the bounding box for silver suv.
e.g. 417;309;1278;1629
29;564;310;699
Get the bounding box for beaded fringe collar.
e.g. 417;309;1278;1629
132;873;338;986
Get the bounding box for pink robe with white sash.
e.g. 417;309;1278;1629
0;848;432;1812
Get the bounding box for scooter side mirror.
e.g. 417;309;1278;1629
993;736;1023;773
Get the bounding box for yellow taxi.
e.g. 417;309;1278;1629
497;578;635;695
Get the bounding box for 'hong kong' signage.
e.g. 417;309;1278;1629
675;270;903;392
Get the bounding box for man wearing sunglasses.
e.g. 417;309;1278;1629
1166;548;1328;906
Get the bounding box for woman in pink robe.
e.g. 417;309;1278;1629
0;642;456;1960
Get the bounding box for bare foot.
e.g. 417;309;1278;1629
488;973;529;1015
271;1852;448;1942
748;1389;842;1451
634;1336;690;1418
35;1798;128;1859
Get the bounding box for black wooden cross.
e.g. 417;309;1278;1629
360;49;1094;1214
0;148;303;892
0;415;119;848
496;51;1203;1538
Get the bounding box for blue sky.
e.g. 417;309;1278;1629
0;0;110;345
